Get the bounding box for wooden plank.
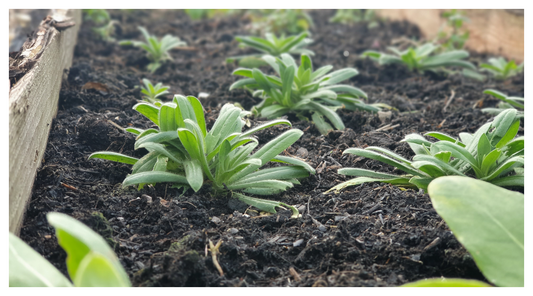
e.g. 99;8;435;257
9;9;81;235
375;9;524;63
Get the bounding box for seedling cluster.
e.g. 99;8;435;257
13;9;524;288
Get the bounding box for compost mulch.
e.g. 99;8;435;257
19;9;524;287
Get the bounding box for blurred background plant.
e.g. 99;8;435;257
436;9;470;51
480;57;524;80
245;9;314;36
481;89;524;118
184;9;241;20
329;9;379;29
83;9;119;41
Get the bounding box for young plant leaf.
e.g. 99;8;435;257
428;176;524;287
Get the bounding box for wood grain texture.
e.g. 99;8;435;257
376;9;524;62
9;9;81;235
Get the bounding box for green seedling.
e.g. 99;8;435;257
92;20;119;42
482;89;524;118
480;57;524;80
184;9;239;20
329;9;379;29
226;32;314;64
120;26;187;73
89;95;315;218
436;9;470;51
83;9;118;42
140;78;170;104
83;9;111;25
402;278;491;287
246;9;314;36
185;9;212;20
328;109;523;192
428;176;524;287
361;43;476;73
231;53;385;135
9;212;130;287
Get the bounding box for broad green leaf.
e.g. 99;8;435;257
480;149;501;176
272;155;316;174
428;176;524;287
366;147;413;164
183;159;203;192
338;168;403;179
252;129;303;165
133;103;160;125
319;68;358;86
489;109;517;144
403;133;431;155
411;160;446;177
9;232;73;287
229;78;257;90
343;148;424;177
123;171;188;187
159;103;178;132
310;65;333;80
481;156;524;182
489;175;524;187
424;132;465;147
309;102;345;130
408;176;434;190
232;68;254;78
153;155;168;171
88;152;138;165
402;278;491;287
432;141;479;170
73;252;129;287
311;111;333;135
138;142;184;164
241;119;291;137
227;179;293;191
322;84;367;99
46;213;131;287
476;134;491;165
412;154;466;176
234;166;310;184
495;119;519;149
132;151;158;174
134;130;179;149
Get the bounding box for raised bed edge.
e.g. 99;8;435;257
9;9;82;235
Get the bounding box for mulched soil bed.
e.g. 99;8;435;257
19;9;524;287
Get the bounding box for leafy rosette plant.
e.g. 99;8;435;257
480;57;524;80
120;26;187;73
140;78;170;105
328;109;524;192
361;42;476;73
230;53;384;135
226;32;314;63
482;89;524;118
10;213;130;287
89;95;315;217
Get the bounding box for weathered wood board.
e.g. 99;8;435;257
375;9;524;62
9;9;81;235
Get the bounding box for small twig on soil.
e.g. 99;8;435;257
372;123;400;133
209;239;224;276
437;119;446;129
423;237;441;251
107;119;124;131
60;182;77;191
289;267;301;282
443;89;456;112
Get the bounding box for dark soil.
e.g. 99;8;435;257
19;9;524;287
